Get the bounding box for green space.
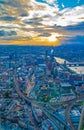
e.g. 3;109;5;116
4;90;10;98
10;82;14;88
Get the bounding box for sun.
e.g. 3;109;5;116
48;36;57;42
48;34;58;42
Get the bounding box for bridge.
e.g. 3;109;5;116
66;62;84;67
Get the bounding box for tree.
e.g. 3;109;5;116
4;91;10;98
10;82;14;88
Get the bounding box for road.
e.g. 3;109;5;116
14;74;41;130
26;75;35;96
65;95;84;130
14;72;69;129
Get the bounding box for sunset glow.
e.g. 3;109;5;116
0;0;84;46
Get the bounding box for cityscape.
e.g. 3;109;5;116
0;45;84;130
0;0;84;130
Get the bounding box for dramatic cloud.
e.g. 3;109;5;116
0;0;84;45
0;16;17;21
0;30;17;37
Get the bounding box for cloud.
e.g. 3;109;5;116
39;32;51;37
46;0;56;4
42;5;84;27
0;30;5;36
0;0;84;45
20;13;28;17
62;35;84;44
64;22;84;32
0;30;17;37
0;0;22;7
0;16;17;21
62;3;64;8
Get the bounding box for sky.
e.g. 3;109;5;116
0;0;84;46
